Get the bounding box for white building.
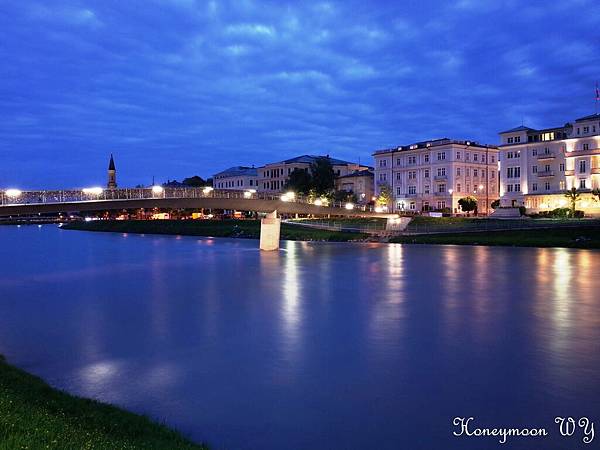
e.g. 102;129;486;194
257;155;370;193
373;138;499;214
498;113;600;214
213;166;258;190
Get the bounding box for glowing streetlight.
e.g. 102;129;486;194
203;186;214;195
280;193;291;202
374;206;383;213
313;198;323;206
243;190;253;198
5;188;22;198
151;185;164;195
345;202;355;210
478;184;484;190
448;189;454;195
285;191;295;200
82;187;103;195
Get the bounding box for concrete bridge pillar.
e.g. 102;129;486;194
260;210;281;251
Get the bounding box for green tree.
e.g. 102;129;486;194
310;157;335;195
458;196;478;216
592;188;600;203
491;199;500;209
333;190;357;203
285;168;312;194
564;187;581;218
182;175;206;187
376;183;392;208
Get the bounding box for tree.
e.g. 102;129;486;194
491;199;500;210
310;157;335;195
182;175;206;187
458;196;478;216
333;190;357;203
285;168;312;194
564;187;581;218
592;188;600;203
376;183;392;209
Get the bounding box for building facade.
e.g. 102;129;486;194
335;169;374;203
373;138;499;214
257;155;370;193
212;166;258;190
498;113;600;214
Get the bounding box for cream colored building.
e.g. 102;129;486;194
213;166;258;190
335;169;374;203
257;155;370;193
373;138;499;214
498;113;600;214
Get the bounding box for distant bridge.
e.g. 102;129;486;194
0;187;392;219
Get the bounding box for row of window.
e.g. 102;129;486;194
396;182;496;196
396;201;447;211
377;152;496;167
507;160;590;178
379;168;496;182
216;179;255;189
507;179;590;193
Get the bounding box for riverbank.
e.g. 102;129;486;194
390;225;600;249
0;355;207;449
62;219;370;241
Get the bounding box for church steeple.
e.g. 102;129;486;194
107;154;117;189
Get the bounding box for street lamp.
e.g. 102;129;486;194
345;202;355;210
82;187;103;196
313;198;323;206
5;188;22;198
152;185;164;196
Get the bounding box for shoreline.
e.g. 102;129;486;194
59;219;600;250
0;355;208;449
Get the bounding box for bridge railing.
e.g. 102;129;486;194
0;188;375;212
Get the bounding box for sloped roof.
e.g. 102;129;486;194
498;125;535;134
108;154;116;171
338;169;374;179
213;166;257;178
280;154;356;166
575;113;600;123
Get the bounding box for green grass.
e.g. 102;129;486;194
0;355;207;450
62;219;369;242
390;226;600;249
406;216;599;232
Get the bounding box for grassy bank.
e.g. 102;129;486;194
390;226;600;249
0;355;206;449
62;219;369;242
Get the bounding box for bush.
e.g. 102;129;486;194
491;199;500;209
573;210;584;218
518;206;527;216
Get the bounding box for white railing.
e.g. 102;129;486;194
0;187;375;212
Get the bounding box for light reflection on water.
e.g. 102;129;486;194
0;226;599;450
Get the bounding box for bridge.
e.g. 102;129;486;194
0;187;399;250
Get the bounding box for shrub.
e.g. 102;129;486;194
491;199;500;209
518;206;527;216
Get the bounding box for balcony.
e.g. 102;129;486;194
592;168;600;175
564;170;574;176
537;152;555;160
434;175;448;181
537;171;555;178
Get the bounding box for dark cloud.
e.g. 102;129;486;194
1;0;599;188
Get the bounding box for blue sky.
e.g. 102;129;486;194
1;0;599;188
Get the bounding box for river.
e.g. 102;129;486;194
0;225;599;449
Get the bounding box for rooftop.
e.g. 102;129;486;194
213;166;257;178
265;154;358;166
575;112;600;123
338;169;374;179
373;138;496;155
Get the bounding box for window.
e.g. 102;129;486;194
514;136;521;143
438;184;446;193
466;153;470;162
545;182;550;190
580;179;587;189
437;201;446;209
532;183;538;191
408;186;417;195
507;137;514;144
424;169;430;178
577;128;580;135
473;169;479;177
379;159;387;167
408;156;416;164
544;147;550;155
424;185;430;194
473;153;478;162
491;156;495;163
583;126;589;133
456;168;461;176
396;172;401;181
559;163;565;172
396;158;401;166
437;152;446;161
545;165;550;172
507;184;513;192
579;160;586;173
515;184;521;192
379;173;387;181
397;201;405;210
456;152;461;160
409;201;416;210
559;181;565;190
532;148;537;156
396;187;402;195
491;171;495;179
515;151;521;158
466;168;471;176
532;166;537;173
408;171;417;180
507;152;513;159
424;154;430;163
457;183;461;193
583;143;590;151
514;167;520;178
437;168;446;176
507;167;513;178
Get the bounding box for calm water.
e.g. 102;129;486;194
1;225;599;450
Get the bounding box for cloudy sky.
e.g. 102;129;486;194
1;0;599;188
